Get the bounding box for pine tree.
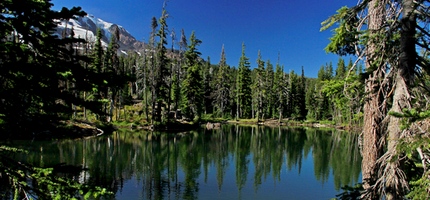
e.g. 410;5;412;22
286;70;302;119
273;61;285;122
335;57;346;79
149;16;158;122
305;78;318;120
214;45;230;117
181;31;203;121
91;28;105;119
297;67;307;120
264;60;275;118
236;43;252;119
229;67;239;118
203;56;214;115
105;25;121;122
314;64;333;120
253;50;265;121
167;28;176;116
0;1;109;134
153;8;170;122
171;29;187;114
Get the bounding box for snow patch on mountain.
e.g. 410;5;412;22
56;14;145;51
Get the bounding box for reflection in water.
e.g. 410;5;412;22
6;125;361;199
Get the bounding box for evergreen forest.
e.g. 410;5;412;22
1;0;430;199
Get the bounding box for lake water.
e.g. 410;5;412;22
5;125;361;199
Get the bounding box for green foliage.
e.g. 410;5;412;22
407;171;430;200
213;45;231;118
152;8;171;122
0;0;110;134
181;31;203;120
396;132;430;199
252;50;266;120
264;60;275;118
236;43;252;119
389;109;430;130
0;146;112;199
321;6;359;56
273;61;286;120
334;183;363;200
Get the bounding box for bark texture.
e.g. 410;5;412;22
381;0;416;198
361;0;388;195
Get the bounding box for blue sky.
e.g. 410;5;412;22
52;0;356;78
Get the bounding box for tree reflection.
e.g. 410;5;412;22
6;125;361;198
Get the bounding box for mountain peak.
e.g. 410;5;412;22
56;14;145;51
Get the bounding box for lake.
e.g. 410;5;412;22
5;125;361;199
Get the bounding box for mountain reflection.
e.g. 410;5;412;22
8;125;361;199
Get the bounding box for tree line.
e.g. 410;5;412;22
0;0;368;133
63;8;366;127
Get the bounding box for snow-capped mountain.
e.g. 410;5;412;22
56;14;145;51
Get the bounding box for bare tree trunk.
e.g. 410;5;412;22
361;0;387;195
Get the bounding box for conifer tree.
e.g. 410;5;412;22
166;28;176;115
203;56;214;115
286;70;302;118
254;50;265;121
105;25;121;122
153;8;170;122
214;45;230;117
273;61;285;122
305;78;318;120
171;29;187;114
236;43;252;119
149;16;158;122
335;57;346;79
229;67;239;118
86;28;106;120
264;60;275;118
181;31;203;120
0;1;113;133
314;64;333;120
297;67;307;119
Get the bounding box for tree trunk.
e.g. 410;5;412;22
83;91;87;120
384;0;416;198
361;0;387;194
